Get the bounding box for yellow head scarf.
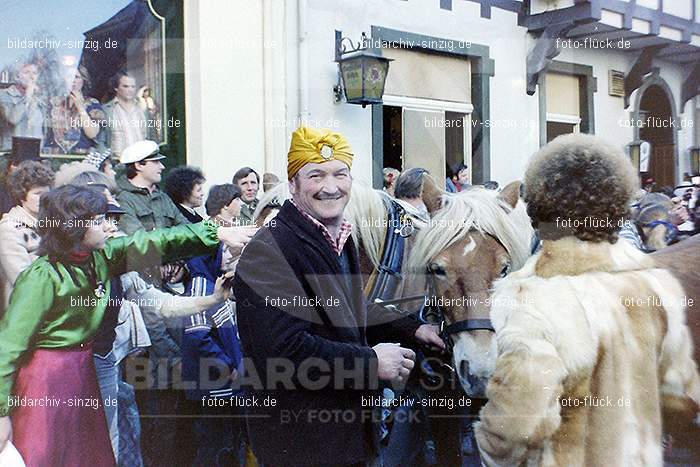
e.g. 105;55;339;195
287;127;354;180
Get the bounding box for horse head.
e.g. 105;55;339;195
410;180;533;398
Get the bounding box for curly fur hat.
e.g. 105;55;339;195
524;133;639;243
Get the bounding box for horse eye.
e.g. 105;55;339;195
499;263;510;278
429;263;447;276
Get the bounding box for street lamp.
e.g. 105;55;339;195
627;140;651;173
334;31;392;108
689;146;700;176
627;141;642;172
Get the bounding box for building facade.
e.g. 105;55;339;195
183;0;700;190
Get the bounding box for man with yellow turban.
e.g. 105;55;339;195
233;127;443;467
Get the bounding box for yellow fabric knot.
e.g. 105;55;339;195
287;127;354;180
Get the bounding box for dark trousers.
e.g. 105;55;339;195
135;388;182;467
176;397;244;467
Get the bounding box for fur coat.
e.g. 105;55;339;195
0;206;40;310
475;236;700;466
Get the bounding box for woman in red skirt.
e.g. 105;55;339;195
0;185;254;466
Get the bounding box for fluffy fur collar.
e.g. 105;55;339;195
526;236;655;279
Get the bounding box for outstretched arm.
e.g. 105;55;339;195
129;272;234;319
100;221;255;278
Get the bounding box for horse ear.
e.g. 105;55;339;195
498;181;521;209
421;173;444;214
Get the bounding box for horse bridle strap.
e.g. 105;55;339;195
443;319;494;334
370;206;496;351
420;272;495;352
367;198;412;303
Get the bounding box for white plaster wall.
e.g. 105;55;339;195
184;0;267;187
295;0;538;186
185;0;696;189
551;45;694;184
480;8;541;186
663;0;693;20
555;46;635;149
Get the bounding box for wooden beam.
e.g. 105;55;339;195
680;62;700;112
526;23;577;95
624;44;666;108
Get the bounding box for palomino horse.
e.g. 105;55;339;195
652;235;700;363
408;177;534;397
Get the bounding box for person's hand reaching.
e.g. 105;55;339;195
414;324;446;351
217;226;257;257
213;271;235;301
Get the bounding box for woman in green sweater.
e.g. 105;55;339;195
0;185;255;466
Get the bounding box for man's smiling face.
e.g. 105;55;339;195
289;160;352;225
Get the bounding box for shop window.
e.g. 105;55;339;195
0;0;166;156
380;46;472;183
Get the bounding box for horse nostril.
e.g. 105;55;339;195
459;360;470;382
458;360;487;397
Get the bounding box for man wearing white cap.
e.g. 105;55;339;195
115;140;188;466
116;140;188;235
116;139;249;466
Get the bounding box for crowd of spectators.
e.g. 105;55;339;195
0;135;269;466
0;128;698;466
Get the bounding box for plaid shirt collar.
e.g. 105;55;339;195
291;200;352;256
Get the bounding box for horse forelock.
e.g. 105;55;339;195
407;187;534;273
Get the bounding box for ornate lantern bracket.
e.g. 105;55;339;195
333;30;392;108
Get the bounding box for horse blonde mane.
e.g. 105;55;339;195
253;182;291;221
407;187;534;272
345;183;388;268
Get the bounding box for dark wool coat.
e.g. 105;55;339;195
233;201;420;466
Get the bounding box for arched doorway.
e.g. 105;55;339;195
636;82;677;188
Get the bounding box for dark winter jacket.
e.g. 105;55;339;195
232;200;420;466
